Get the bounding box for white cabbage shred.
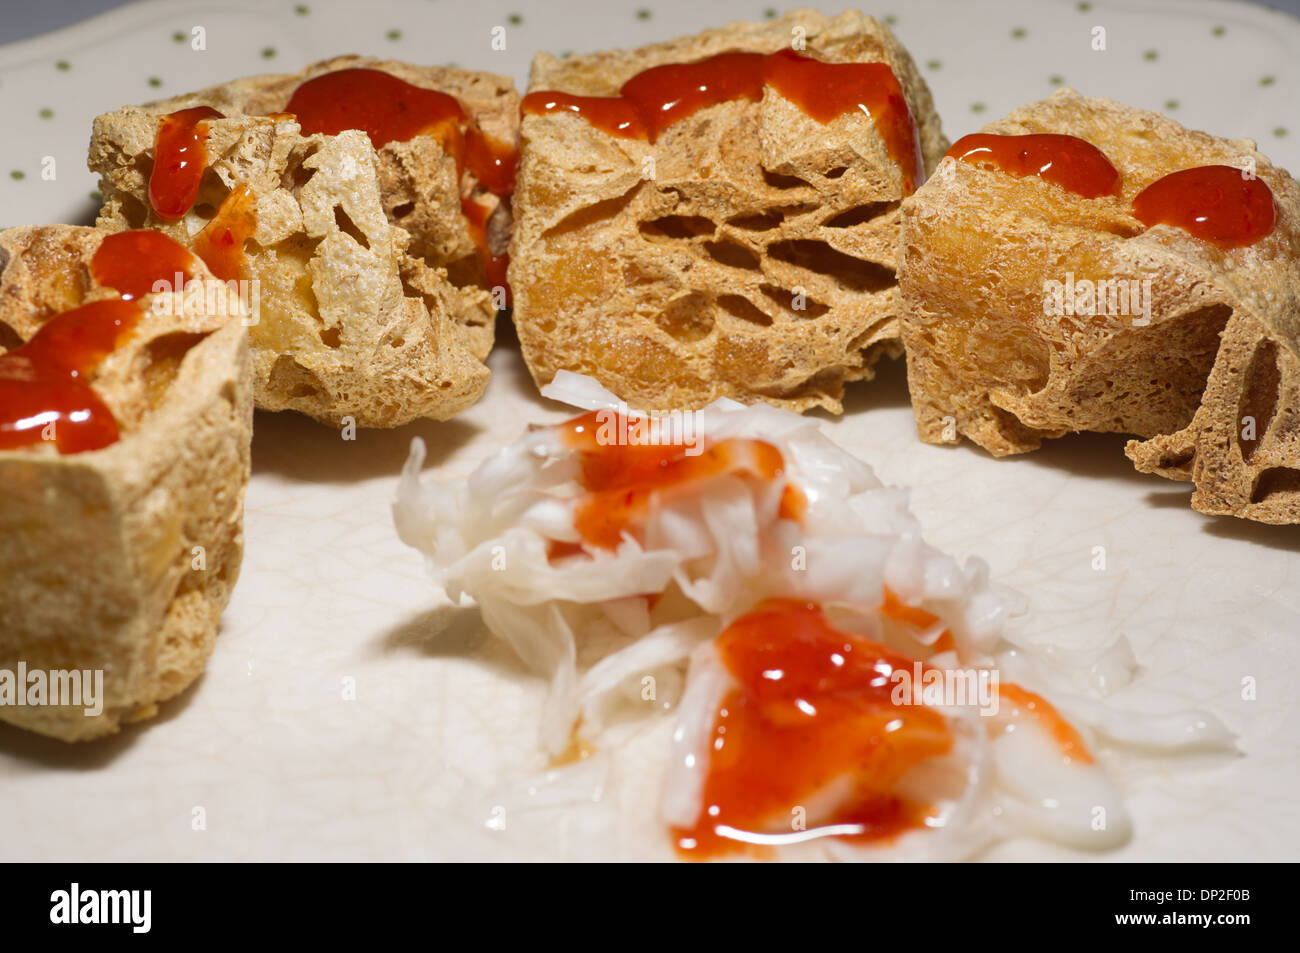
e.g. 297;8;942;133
394;371;1235;859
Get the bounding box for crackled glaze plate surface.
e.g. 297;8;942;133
1;0;1298;861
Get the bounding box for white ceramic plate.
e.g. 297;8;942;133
1;0;1298;862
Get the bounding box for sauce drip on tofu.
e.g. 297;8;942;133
147;69;516;294
944;132;1122;199
148;107;257;277
1132;164;1276;249
673;599;953;859
945;134;1276;248
521;49;925;193
90;228;205;300
460;197;510;296
149;105;225;220
0;231;201;454
286;68;515;292
550;409;805;554
285;67;517;197
192;184;259;282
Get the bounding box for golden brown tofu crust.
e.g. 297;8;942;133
88;56;519;428
510;9;947;414
0;225;253;740
898;88;1300;523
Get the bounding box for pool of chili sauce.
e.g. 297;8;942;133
0;231;201;454
677;600;1096;860
673;599;954;860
